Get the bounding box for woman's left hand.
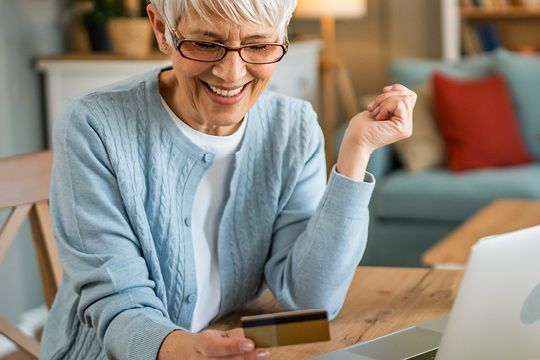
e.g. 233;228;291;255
336;84;416;181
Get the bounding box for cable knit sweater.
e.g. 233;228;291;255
40;68;375;360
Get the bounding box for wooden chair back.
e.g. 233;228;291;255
0;150;61;358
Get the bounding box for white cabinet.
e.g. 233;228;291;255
37;39;321;145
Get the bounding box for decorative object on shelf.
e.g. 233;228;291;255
67;0;152;55
295;0;367;168
107;0;154;56
68;0;127;52
107;18;153;56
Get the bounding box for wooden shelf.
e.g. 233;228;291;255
443;0;540;59
460;6;540;19
455;3;540;55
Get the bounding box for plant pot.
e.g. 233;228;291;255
86;20;111;52
107;18;153;57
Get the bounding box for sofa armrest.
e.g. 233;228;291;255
367;145;395;179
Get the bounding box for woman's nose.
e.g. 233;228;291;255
212;51;247;83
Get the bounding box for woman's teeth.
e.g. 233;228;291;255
208;84;243;97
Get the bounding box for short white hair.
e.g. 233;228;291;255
150;0;297;45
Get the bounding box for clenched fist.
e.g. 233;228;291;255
336;84;416;181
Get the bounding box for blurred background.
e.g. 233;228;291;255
1;0;539;357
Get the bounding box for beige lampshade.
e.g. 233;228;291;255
295;0;367;19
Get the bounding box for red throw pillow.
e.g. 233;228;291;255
432;72;533;172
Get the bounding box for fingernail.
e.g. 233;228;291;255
241;341;254;352
256;349;270;358
367;101;375;109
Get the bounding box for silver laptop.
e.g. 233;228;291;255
317;225;540;360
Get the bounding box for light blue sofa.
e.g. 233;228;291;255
358;49;540;267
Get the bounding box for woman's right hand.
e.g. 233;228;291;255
158;328;270;359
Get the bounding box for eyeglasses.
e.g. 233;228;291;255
165;24;288;64
173;38;288;64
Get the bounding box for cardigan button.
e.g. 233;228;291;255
202;153;212;163
186;294;196;304
184;216;191;227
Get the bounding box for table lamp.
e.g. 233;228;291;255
295;0;367;168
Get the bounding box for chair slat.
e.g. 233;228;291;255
0;315;40;358
0;150;58;359
0;204;32;262
30;201;62;308
0;151;52;208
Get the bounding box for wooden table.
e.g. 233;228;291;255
213;266;462;359
423;199;540;267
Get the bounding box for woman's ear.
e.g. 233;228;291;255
146;3;171;54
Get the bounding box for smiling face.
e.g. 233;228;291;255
158;16;281;135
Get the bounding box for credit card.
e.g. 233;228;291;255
241;309;330;347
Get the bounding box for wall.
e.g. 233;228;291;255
0;0;62;324
388;0;442;60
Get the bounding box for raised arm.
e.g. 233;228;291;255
263;103;374;318
264;85;414;318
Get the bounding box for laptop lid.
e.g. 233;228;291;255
316;225;540;360
436;224;540;360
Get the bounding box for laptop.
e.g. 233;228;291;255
317;225;540;360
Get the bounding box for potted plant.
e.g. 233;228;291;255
68;0;127;52
107;0;154;56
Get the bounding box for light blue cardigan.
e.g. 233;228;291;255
40;68;375;360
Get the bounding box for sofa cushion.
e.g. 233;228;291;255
432;72;533;172
495;49;540;160
374;164;540;222
390;53;497;88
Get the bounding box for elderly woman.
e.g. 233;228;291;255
41;0;415;359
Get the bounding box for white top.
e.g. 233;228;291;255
161;97;246;332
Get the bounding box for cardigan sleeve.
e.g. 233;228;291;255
263;103;375;319
50;98;184;360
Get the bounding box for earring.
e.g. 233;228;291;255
161;43;168;52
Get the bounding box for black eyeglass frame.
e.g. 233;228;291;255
163;18;288;65
172;36;288;65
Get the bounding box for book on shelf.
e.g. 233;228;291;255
461;23;502;54
462;0;540;7
461;0;511;7
476;23;501;51
461;25;481;54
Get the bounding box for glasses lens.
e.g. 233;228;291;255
180;41;226;61
241;44;285;64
